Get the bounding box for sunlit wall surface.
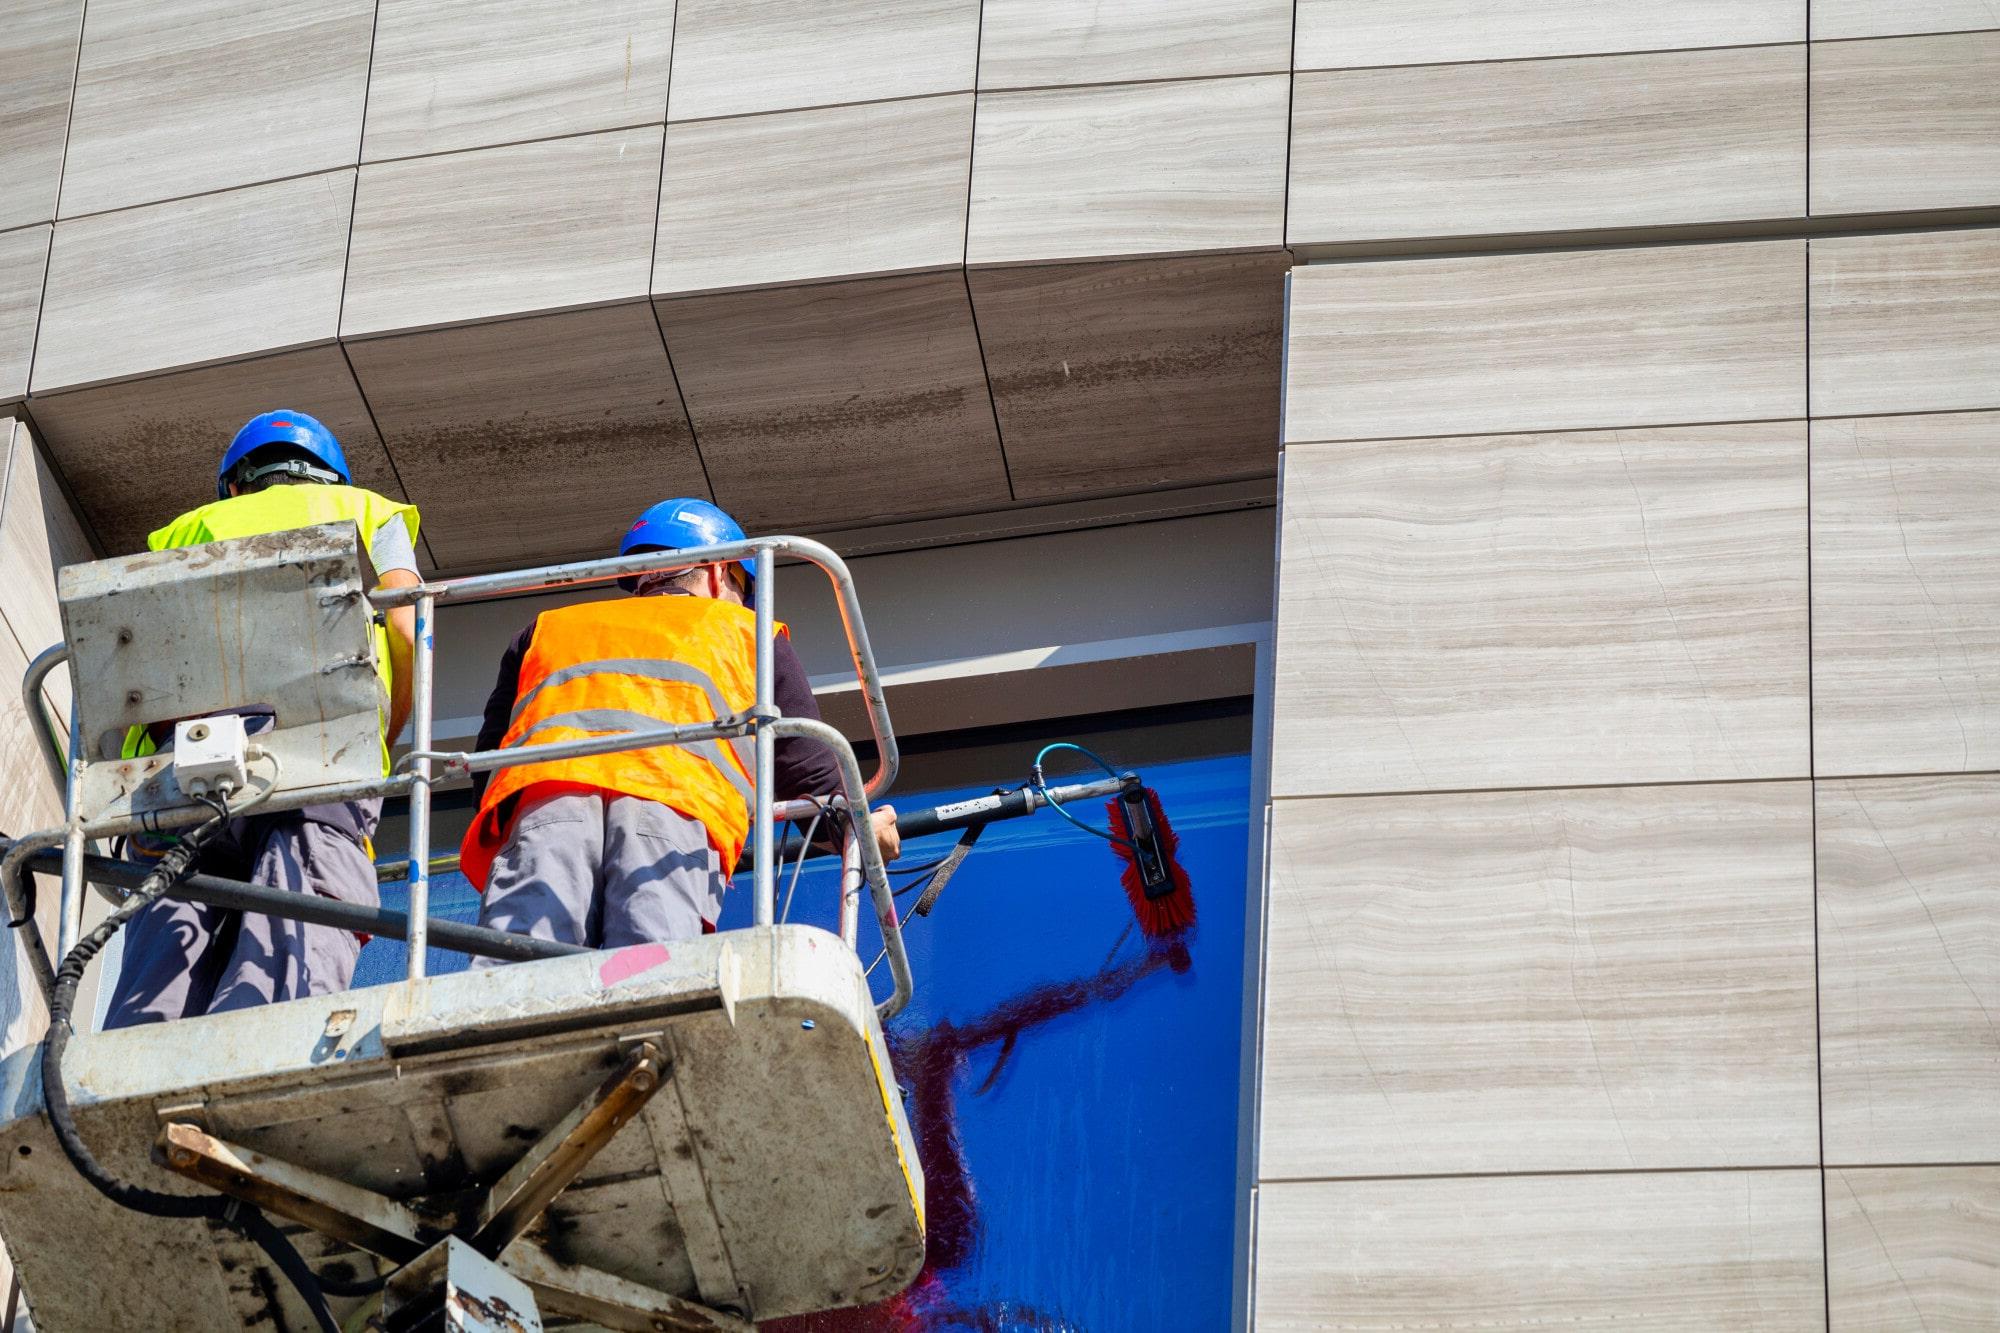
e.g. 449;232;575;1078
357;747;1250;1332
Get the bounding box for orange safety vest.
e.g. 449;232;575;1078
459;595;786;891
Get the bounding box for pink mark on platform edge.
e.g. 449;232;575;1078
599;943;671;987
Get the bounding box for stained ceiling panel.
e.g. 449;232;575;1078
346;302;707;574
28;343;404;558
970;250;1287;499
655;272;1011;533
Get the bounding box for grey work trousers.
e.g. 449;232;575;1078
471;790;727;966
102;804;381;1030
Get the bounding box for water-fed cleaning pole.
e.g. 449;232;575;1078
773;776;1128;862
779;767;1197;942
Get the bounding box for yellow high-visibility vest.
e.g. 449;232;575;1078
123;485;420;772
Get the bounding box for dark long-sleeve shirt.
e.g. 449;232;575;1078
470;593;843;816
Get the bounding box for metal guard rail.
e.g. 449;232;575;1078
2;535;913;1020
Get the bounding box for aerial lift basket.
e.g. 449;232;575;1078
0;523;922;1331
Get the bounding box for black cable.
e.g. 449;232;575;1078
889;853;955;878
236;1207;360;1323
313;1264;390;1298
38;797;344;1333
778;801;826;925
41;802;231;1219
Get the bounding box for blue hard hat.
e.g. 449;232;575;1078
620;497;754;590
217;410;351;498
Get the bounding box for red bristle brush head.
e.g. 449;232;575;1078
1106;785;1196;941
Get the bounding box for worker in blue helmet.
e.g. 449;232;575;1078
614;496;757;590
102;410;424;1029
460;498;900;957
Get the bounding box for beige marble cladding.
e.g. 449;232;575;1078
1263;783;1819;1179
1255;1170;1826;1332
343;128;663;337
362;0;677;161
28;345;405;557
345;303;708;573
33;172;355;395
1811;31;2000;216
667;0;980;121
968;251;1287;498
0;418;92;1072
1294;0;1804;69
1283;242;1805;443
1827;1167;2000;1330
654;273;1012;532
1812;411;2000;777
0;614;66;846
1812;1;2000;39
57;0;373;218
0;0;84;230
1290;46;1806;245
967;75;1289;265
976;0;1293;89
1810;227;2000;418
0;426;93;721
1272;423;1809;797
655;96;972;297
0;229;51;403
1817;775;2000;1166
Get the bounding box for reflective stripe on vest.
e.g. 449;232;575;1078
141;484;421;774
506;707;755;804
506;657;755;774
458;595;785;891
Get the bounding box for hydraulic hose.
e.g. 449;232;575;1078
38;803;345;1333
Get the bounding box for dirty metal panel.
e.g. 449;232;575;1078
290;1226;390;1305
661;938;926;1320
209;1218;377;1333
57;521;385;819
532;1170;698;1299
502;1244;753;1333
443;1061;651;1188
387;1235;547;1333
380;942;731;1057
0;1103;239;1332
159;1121;432;1262
207;1046;624;1201
446;1238;544;1333
215;1098;443;1201
470;1042;667;1256
642;1042;742;1314
0;927;921;1330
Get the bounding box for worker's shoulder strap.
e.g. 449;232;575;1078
148;485;420;553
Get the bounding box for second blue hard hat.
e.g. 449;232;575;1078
217;410;352;498
620;497;754;587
